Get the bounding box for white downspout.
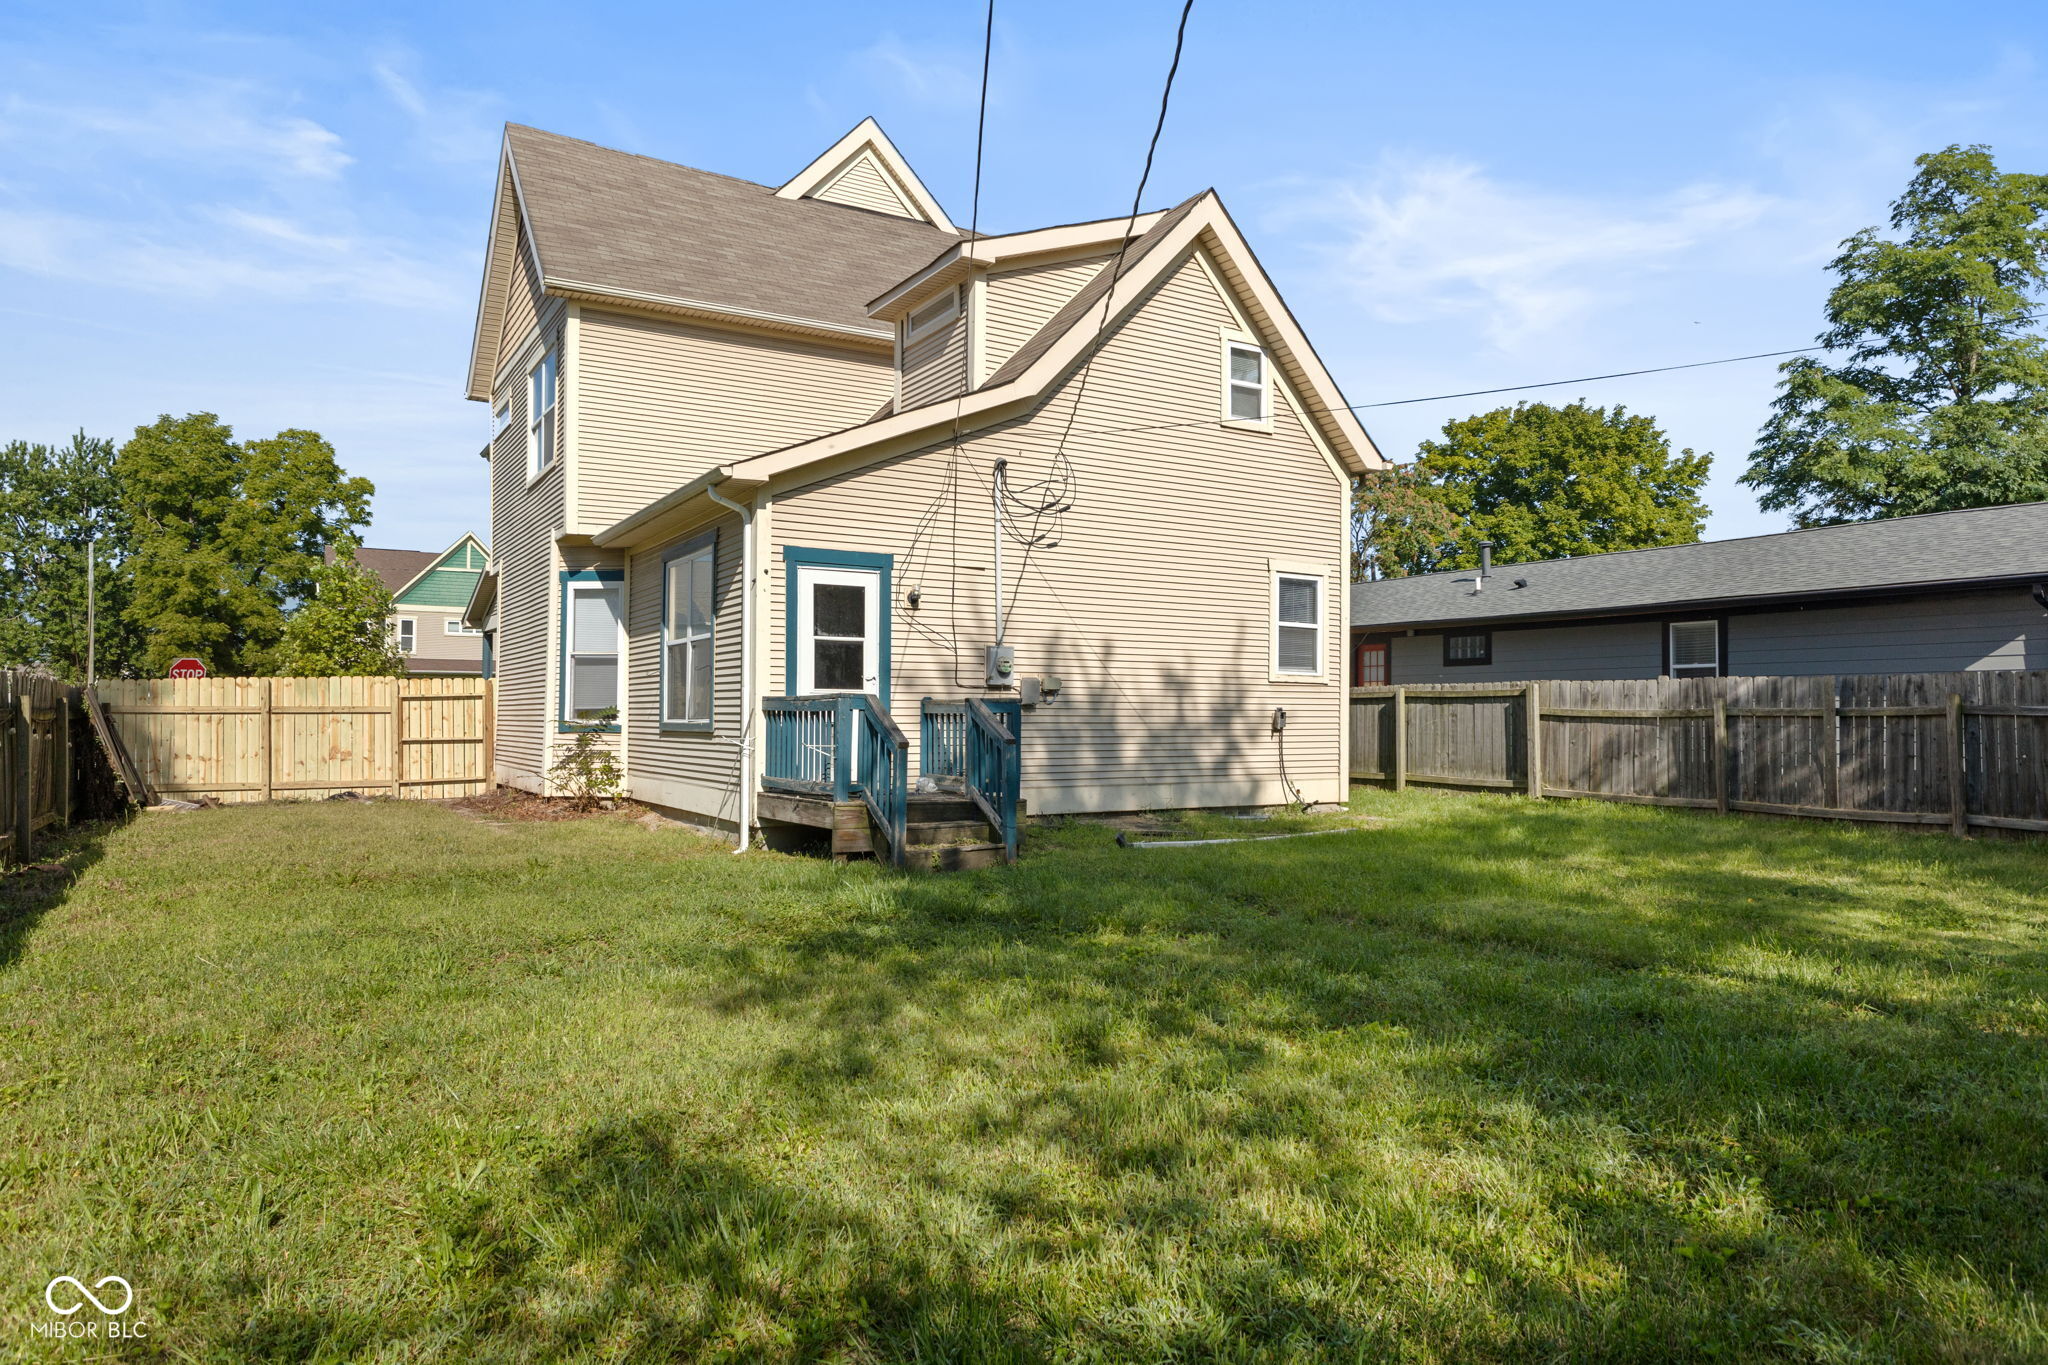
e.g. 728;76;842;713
706;480;755;852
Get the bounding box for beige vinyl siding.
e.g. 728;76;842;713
488;304;568;789
809;151;916;218
622;510;745;824
898;308;967;411
770;246;1348;814
501;216;543;364
981;255;1108;376
574;308;891;528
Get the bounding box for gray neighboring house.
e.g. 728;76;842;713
1350;501;2048;685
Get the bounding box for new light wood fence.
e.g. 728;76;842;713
99;676;494;804
0;670;74;864
1351;671;2048;836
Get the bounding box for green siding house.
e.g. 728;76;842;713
340;535;490;676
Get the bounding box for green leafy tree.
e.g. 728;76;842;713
0;433;144;679
118;414;374;674
1744;145;2048;525
276;545;407;677
1355;401;1710;578
1351;464;1460;580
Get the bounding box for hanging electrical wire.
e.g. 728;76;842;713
994;0;1197;634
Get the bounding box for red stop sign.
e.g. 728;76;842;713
167;657;207;679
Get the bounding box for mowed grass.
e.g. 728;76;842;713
2;792;2046;1363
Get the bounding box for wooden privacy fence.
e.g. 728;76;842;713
1351;671;2048;836
1;670;74;864
100;676;494;804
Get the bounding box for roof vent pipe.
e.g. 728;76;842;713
1476;540;1493;592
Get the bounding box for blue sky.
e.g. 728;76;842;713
4;0;2045;553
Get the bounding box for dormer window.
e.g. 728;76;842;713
905;287;960;346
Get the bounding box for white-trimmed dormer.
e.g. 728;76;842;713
775;118;956;231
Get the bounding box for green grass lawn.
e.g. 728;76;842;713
3;791;2046;1362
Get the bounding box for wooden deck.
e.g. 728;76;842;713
758;787;1025;869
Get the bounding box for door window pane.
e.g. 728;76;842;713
813;583;865;637
814;639;865;690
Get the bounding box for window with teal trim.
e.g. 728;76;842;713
563;579;621;721
663;540;715;727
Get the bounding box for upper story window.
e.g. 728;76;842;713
528;347;558;477
904;287;959;346
1223;333;1270;425
1273;571;1323;676
1669;620;1720;677
492;401;511;441
444;617;481;636
395;618;416;655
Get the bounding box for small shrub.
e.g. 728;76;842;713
550;712;623;810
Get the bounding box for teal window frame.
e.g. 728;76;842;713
781;546;892;706
659;531;718;734
558;568;623;733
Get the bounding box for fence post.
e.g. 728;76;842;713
14;694;32;861
259;679;273;803
1820;676;1839;811
1947;692;1967;838
1712;695;1729;816
56;691;72;828
1525;681;1542;798
1390;687;1407;792
483;680;496;792
390;679;405;799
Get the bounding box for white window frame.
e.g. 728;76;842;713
1269;560;1327;682
661;537;717;730
492;400;511;440
444;617;480;636
561;578;622;726
395;617;416;655
528;347;558;479
1669;619;1720;677
904;286;960;346
1221;330;1272;429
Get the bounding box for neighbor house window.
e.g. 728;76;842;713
529;347;558;476
1669;619;1720;677
1223;335;1270;424
904;287;959;345
445;617;480;635
1274;572;1323;675
1443;630;1491;666
395;618;416;654
662;538;716;728
562;577;622;723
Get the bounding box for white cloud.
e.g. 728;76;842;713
371;52;502;165
1277;156;1778;347
0;87;351;179
850;35;983;109
0;205;463;309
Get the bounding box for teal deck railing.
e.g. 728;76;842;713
964;697;1021;863
762;693;908;865
855;693;908;867
921;697;1020;786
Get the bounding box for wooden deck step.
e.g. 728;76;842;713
915;842;1006;872
905;818;995;844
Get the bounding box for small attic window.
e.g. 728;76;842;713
905;288;959;345
1221;332;1271;426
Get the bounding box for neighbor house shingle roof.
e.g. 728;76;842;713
1351;501;2048;629
505;123;960;337
330;546;440;597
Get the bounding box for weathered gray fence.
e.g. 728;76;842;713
1;671;75;864
1351;671;2048;836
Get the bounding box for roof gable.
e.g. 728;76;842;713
391;533;490;606
775;118;955;231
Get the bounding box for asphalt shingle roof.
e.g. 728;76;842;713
329;546;440;596
1351;501;2048;629
505;124;960;336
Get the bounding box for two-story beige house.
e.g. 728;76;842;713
465;118;1382;863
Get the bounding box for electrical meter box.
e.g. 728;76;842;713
985;644;1015;688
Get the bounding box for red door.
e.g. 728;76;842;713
1354;640;1388;686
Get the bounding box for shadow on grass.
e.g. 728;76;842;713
0;819;116;970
